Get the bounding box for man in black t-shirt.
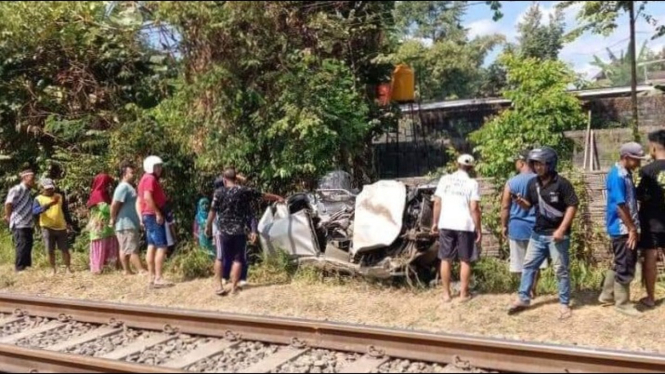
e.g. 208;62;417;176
205;167;284;296
636;130;665;308
508;147;579;320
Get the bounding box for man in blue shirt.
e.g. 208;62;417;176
600;142;647;316
501;150;547;298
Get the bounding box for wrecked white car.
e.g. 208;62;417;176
257;171;440;282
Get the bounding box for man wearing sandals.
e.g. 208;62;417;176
598;142;647;316
636;130;665;309
431;154;482;303
509;147;579;320
206;167;284;296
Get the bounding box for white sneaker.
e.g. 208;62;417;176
221;279;228;286
239;281;248;289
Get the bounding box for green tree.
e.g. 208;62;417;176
591;40;653;87
395;1;467;42
470;54;586;181
388;2;504;101
0;1;173;198
517;3;566;60
148;1;395;191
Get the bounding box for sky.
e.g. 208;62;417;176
461;1;665;78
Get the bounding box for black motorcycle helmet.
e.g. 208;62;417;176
528;146;558;174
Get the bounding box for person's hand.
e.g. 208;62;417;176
66;225;73;234
501;226;508;240
431;224;439;236
276;196;286;204
249;232;258;244
553;229;565;243
513;194;529;209
109;219;115;228
51;195;60;205
156;213;164;225
476;229;483;244
628;229;639;250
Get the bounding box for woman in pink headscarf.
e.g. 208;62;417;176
87;174;118;274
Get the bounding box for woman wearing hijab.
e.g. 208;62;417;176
87;173;118;274
195;197;215;258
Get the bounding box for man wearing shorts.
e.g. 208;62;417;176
599;142;646;316
138;156;172;288
206;167;283;296
636;130;665;309
32;178;73;275
111;161;146;276
501;150;547;298
431;154;482;303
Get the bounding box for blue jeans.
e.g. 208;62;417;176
518;233;571;306
143;215;168;248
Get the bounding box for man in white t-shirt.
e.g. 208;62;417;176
431;154;482;303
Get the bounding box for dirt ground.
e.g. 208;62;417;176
1;265;664;355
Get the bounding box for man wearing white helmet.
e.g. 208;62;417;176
431;154;482;303
138;156;172;288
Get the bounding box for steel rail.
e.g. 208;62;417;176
1;293;664;373
0;343;183;373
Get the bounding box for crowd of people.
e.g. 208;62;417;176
3;130;665;309
3;156;283;296
431;129;665;319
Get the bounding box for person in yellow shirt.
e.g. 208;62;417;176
32;178;73;275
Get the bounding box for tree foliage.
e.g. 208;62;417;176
470;54;586;181
517;3;566;60
387;1;504;101
0;1;174;205
590;39;656;87
559;1;665;40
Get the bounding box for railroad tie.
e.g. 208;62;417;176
238;347;309;373
161;339;241;369
45;326;122;352
0;321;64;344
338;356;390;373
0;316;24;328
101;333;176;360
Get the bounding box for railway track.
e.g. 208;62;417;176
0;293;664;373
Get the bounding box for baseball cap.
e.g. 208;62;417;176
457;154;475;167
41;178;55;190
620;142;648;160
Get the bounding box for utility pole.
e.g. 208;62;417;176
629;1;640;141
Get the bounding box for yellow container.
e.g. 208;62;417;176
391;64;415;102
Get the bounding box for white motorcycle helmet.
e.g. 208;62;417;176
143;155;164;174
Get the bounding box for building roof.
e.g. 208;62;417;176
400;85;656;113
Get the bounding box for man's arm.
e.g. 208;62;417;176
3;203;11;224
262;192;284;203
32;199;57;215
431;196;441;233
555;206;577;236
553;180;579;241
4;188;15;223
110;200;122;227
135;196;143;228
471;200;482;244
500;183;512;239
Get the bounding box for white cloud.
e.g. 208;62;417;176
574;63;602;79
467;18;507;39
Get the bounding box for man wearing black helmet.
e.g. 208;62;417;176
508;147;579;320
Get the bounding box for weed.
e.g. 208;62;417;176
249;250;297;285
166;242;214;281
473;257;519;294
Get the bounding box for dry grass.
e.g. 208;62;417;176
1;262;665;355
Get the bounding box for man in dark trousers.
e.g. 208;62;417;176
637;130;665;309
508;147;579;320
4;167;37;272
206;167;284;295
598;142;646;316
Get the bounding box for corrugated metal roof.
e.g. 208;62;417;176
400;85;655;113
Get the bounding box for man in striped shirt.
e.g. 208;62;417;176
3;167;37;272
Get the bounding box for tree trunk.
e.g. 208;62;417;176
629;1;640;141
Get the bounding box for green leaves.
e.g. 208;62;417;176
470;55;586;182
